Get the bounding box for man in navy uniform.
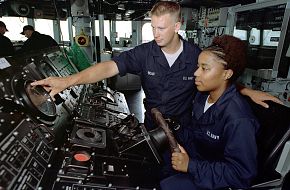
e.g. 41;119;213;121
0;21;14;57
18;25;58;53
31;1;282;181
32;1;280;130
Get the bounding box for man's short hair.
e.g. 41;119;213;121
150;1;181;22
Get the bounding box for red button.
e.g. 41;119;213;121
74;153;90;162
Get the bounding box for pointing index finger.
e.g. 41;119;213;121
31;79;47;86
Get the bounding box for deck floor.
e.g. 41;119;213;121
122;88;145;123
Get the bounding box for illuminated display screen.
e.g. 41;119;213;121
47;52;77;77
39;61;60;77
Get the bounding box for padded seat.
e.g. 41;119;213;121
246;99;290;189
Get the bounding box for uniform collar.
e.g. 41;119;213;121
31;31;40;37
151;40;163;56
151;36;192;70
193;84;237;122
151;35;187;60
214;84;237;111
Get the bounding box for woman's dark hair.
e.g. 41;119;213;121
204;35;247;82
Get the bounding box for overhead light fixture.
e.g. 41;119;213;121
116;13;122;20
125;10;134;16
118;4;125;10
144;12;151;20
126;10;135;14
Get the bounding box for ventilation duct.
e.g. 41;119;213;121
10;1;30;16
70;0;89;16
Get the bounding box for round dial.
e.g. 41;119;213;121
12;78;57;123
24;82;56;117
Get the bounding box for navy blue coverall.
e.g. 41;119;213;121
113;37;201;131
18;31;58;54
160;85;260;190
0;34;14;57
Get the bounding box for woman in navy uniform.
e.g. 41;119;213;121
160;35;260;190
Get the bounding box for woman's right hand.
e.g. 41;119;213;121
171;145;189;172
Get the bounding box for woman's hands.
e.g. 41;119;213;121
171;145;189;172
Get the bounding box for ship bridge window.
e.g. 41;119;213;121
60;20;72;41
34;18;54;37
94;20;110;40
0;17;27;41
116;21;132;42
142;22;154;43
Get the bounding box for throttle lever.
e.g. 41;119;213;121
151;108;181;153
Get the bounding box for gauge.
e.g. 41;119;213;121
39;61;60;77
24;81;56;118
12;78;57;122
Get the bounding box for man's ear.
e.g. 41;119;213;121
175;22;181;33
224;69;233;80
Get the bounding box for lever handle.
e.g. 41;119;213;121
151;108;181;153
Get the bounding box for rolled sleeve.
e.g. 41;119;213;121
112;44;149;76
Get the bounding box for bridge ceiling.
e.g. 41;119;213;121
0;0;256;20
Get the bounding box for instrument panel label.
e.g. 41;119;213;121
0;58;11;69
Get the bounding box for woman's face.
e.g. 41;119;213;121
194;51;230;92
